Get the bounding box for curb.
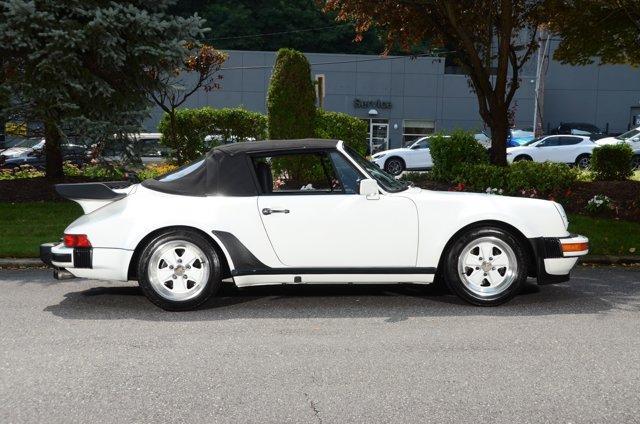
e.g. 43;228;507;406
1;256;640;268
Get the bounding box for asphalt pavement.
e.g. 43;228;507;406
1;266;639;423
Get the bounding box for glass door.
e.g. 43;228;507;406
369;119;389;154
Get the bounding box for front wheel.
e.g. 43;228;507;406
443;227;527;306
137;230;221;311
575;154;591;169
384;157;405;175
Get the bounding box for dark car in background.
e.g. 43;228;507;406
549;122;606;139
0;140;90;169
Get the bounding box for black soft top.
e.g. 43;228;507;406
141;139;340;197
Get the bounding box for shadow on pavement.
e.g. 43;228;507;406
44;267;640;321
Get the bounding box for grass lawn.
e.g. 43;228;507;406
568;214;640;256
0;202;83;258
0;202;638;258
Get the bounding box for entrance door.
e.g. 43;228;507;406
369;119;389;154
630;107;640;128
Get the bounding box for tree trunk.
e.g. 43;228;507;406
44;120;63;179
488;109;509;166
168;109;182;165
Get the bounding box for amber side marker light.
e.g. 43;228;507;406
561;242;589;253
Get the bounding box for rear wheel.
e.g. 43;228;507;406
384;157;405;175
513;155;532;162
575;154;591;169
137;230;221;311
443;227;527;306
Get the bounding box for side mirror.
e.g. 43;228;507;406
358;178;379;199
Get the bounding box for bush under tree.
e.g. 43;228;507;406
590;144;634;181
315;109;368;155
267;48;316;139
429;131;489;182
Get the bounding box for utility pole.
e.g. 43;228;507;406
533;27;551;137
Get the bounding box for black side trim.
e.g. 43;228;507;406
52;253;72;263
73;248;92;269
55;182;127;201
232;267;437;277
529;237;570;285
212;230;269;271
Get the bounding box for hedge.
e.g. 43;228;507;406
429;130;488;182
590;144;634;181
158;107;268;163
315;109;368;155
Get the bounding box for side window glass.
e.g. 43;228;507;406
330;151;362;194
252;152;342;194
540;137;558;147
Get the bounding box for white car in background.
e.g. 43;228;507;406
371;134;491;175
507;135;596;168
595;127;640;148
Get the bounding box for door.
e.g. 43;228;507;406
405;137;432;169
253;150;418;268
369;120;389;154
534;136;561;161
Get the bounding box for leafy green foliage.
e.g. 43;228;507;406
158;107;268;163
267;49;316;140
549;1;640;66
315;109;368;155
506;161;577;194
170;0;384;54
429;131;489;182
0;0;208;177
453;161;577;196
590;144;634;181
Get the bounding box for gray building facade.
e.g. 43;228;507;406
145;45;640;151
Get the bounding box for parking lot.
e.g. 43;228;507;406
1;266;639;423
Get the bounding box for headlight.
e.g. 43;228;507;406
553;202;569;230
372;153;386;159
506;152;513;156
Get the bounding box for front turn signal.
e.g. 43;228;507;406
561;242;589;253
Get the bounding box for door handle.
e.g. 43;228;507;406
262;208;290;215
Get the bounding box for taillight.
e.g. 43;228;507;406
63;234;92;248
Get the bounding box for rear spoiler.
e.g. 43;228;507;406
55;182;132;213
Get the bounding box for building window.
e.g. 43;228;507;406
403;120;435;146
315;74;325;109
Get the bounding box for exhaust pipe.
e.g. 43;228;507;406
54;268;75;280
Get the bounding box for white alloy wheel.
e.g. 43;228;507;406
148;240;210;301
456;236;518;298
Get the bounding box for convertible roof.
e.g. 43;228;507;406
141;139;340;197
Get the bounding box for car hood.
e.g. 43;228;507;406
400;187;568;237
373;147;411;158
1;147;32;158
595;136;621;146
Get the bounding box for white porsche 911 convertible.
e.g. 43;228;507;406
40;139;589;310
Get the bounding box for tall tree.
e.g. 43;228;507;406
324;0;545;165
0;0;207;178
548;0;640;66
267;48;316;139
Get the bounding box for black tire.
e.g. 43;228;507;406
513;155;532;162
137;229;221;311
443;227;527;306
631;155;640;171
384;157;405;175
575;153;591;169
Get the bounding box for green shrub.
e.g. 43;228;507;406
267;48;316;139
137;163;179;180
429;130;488;182
315;109;368;155
506;161;577;195
454;163;509;192
0;165;44;180
590;144;634;181
158;107;268;163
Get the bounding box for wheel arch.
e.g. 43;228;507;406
435;220;537;278
513;154;533;162
127;225;232;281
385;155;406;169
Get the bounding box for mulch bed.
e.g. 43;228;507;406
0;176;123;202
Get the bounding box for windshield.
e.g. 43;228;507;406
343;146;409;192
616;129;640;141
10;137;43;149
522;136;545;146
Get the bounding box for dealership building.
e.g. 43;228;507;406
145;41;640;151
